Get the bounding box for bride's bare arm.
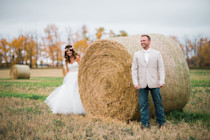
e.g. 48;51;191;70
76;55;80;64
65;61;69;73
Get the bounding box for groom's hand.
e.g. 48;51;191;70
134;84;140;89
159;84;164;88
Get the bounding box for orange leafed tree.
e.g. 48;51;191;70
11;36;25;65
1;24;209;69
117;30;128;37
8;35;37;67
197;38;210;67
201;39;210;67
43;24;63;67
0;38;10;65
170;36;210;68
74;40;89;56
96;27;105;40
26;35;37;68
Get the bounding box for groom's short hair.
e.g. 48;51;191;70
141;34;151;41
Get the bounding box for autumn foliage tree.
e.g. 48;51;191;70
96;27;105;39
42;24;63;67
74;40;89;55
0;34;39;68
0;24;209;69
117;30;128;37
0;38;10;66
108;30;128;37
170;36;210;68
197;38;210;67
12;35;37;68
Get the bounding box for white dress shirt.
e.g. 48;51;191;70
143;47;151;64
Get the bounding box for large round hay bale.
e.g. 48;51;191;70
10;64;30;79
79;40;139;120
79;34;191;121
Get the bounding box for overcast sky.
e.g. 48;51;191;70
0;0;210;41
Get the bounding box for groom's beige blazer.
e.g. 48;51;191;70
131;48;165;89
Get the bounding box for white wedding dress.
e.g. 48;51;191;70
45;62;86;114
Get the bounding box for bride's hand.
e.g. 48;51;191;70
76;55;80;64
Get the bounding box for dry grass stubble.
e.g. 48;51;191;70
0;97;209;140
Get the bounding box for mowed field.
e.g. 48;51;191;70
0;68;209;139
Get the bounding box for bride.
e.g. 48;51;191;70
45;45;86;114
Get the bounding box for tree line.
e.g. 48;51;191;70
171;36;209;68
0;24;209;69
0;24;128;68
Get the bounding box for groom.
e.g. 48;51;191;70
131;35;166;129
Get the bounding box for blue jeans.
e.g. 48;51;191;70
138;86;165;126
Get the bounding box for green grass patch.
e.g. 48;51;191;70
0;91;47;101
0;77;63;95
190;69;210;76
0;77;63;88
191;80;210;87
166;110;210;127
189;69;210;81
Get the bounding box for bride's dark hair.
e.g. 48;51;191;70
64;45;77;63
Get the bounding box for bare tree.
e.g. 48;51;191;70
198;38;203;68
35;33;39;68
66;27;73;45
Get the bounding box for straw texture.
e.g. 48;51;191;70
79;40;140;121
10;65;30;79
79;34;191;121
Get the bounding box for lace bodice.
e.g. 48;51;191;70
68;62;79;72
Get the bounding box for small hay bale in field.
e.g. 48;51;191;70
10;64;30;79
78;34;191;121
